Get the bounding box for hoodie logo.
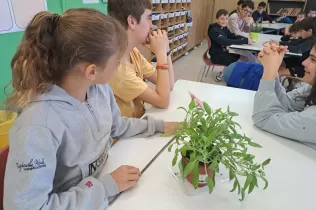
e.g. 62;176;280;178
16;158;46;172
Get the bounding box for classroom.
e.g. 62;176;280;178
0;0;316;209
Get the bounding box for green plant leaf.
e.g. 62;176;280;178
248;176;256;194
168;143;174;152
244;174;254;191
203;102;212;114
230;179;238;192
177;107;188;113
228;111;239;117
178;159;184;176
262;158;271;169
248;141;262;148
252;164;261;171
172;155;178;166
184;161;196;177
261;175;269;190
160;133;173;137
206;177;214;193
209;157;218;170
229;167;234;181
189;99;195;110
192;162;200;189
240;188;245;201
180;145;193;157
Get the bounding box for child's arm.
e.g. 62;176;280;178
280;38;312;53
4;127;118;210
284;17;293;24
210;27;248;46
228;15;250;38
263;12;273;23
109;86;165;139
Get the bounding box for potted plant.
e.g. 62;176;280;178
250;21;262;42
168;94;271;200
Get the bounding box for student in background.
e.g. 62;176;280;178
275;9;293;24
308;10;316;17
229;0;245;16
228;1;255;38
3;8;179;210
209;9;253;82
253;43;316;149
295;11;306;22
275;17;315;78
281;21;302;41
108;0;174;118
252;2;273;23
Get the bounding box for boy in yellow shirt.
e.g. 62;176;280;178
108;0;174;118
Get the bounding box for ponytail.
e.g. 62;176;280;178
5;12;61;110
5;8;128;110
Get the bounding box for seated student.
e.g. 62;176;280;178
228;1;255;38
253;43;316;149
275;9;293;24
308;10;316;17
295;11;306;23
108;0;174;118
281;21;302;41
208;9;253;81
276;17;315;78
252;2;273;23
229;0;245;16
3;9;178;210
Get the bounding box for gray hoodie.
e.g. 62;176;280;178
4;84;164;210
253;79;316;149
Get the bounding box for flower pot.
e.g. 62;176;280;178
182;156;214;188
250;32;260;42
0;111;17;149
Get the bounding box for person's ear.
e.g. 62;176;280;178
127;15;137;30
84;64;97;82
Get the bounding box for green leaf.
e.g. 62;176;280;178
206;177;214;193
248;177;256;194
168;143;174;152
233;121;241;128
209;157;218;170
180;145;193;157
203;102;212;114
252;164;261;171
261;176;269;190
192;162;199;189
244;174;254;191
249;141;262;148
177;107;188;113
178;159;184;176
206;132;215;147
172;155;178;166
184;161;196;177
262;158;271;169
160;133;173;137
240;188;246;201
189;99;195;110
228;111;239;117
229;167;234;181
230;179;238;192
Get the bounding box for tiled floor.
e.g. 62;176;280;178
172;41;226;86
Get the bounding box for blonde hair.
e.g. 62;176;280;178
5;8;127;110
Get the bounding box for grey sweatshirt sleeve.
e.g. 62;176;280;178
252;80;316;145
4;126;119;210
108;87;164;139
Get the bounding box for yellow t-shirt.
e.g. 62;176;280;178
109;48;156;118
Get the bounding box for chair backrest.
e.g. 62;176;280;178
202;37;212;65
0;147;9;210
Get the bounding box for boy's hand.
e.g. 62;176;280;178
148;29;169;59
164;122;182;135
111;165;141;192
248;40;256;45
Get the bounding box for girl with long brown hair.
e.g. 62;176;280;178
4;8;177;210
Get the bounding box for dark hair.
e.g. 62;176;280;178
108;0;152;29
300;17;316;34
5;9;127;109
289;22;301;33
216;9;229;18
305;39;316;106
258;2;266;8
297;11;306;16
237;0;245;6
242;1;254;10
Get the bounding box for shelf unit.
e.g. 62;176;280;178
267;0;307;21
151;0;192;61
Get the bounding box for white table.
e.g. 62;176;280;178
105;80;316;210
230;34;302;57
261;23;290;35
